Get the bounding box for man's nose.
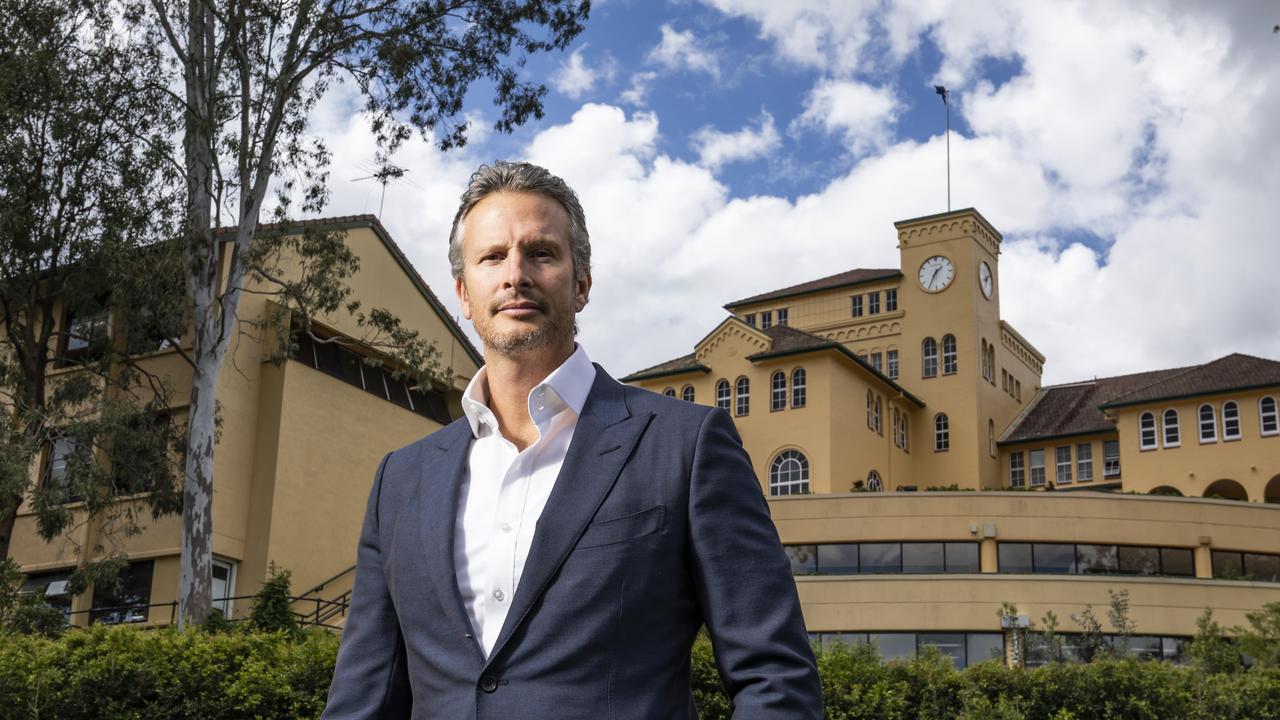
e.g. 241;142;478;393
503;252;534;288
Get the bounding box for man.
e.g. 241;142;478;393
323;162;821;719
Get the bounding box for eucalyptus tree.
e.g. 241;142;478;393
0;0;185;591
140;0;589;625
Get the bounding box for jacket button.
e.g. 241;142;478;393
479;674;498;693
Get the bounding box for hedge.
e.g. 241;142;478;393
1;627;1277;719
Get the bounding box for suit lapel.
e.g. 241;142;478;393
487;369;653;663
417;419;488;664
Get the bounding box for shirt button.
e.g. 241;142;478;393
479;674;498;693
493;589;505;602
500;522;512;533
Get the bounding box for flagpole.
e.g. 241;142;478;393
935;85;951;212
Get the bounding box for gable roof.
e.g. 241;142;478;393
724;268;902;309
745;325;925;407
617;353;709;383
1001;353;1280;444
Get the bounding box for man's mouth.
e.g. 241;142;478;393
496;300;542;316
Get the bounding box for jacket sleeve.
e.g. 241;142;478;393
322;453;413;719
687;408;823;719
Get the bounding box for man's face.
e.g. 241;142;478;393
455;191;590;359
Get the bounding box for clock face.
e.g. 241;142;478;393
979;261;994;299
918;255;955;293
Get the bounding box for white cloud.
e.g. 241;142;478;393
700;0;885;74
692;111;781;170
793;79;900;155
647;24;720;78
551;46;617;100
620;71;658;107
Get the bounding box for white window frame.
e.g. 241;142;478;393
681;385;695;403
1261;396;1279;437
887;350;899;380
867;470;883;492
871;352;883;373
851;295;863;317
1103;440;1121;478
868;291;880;315
1162;409;1180;448
1222;401;1241;441
942;334;957;375
744;313;756;327
1055;446;1072;484
1009;451;1025;487
866;390;874;429
212;558;237;618
1076;443;1094;482
922;338;938;378
769;450;810;496
776;308;789;326
760;311;773;330
1198;404;1217;443
1029;449;1046;486
988;419;995;457
874;396;883;435
735;377;750;416
885;288;898;312
770;371;787;411
663;387;676;398
791;368;806;408
934;413;949;452
715;379;731;410
1139;412;1157;451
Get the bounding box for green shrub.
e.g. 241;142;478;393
249;563;298;636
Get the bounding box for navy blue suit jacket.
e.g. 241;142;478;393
322;367;821;719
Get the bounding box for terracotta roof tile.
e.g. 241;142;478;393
725;268;902;308
618;353;708;382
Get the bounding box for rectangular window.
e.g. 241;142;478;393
1055;446;1072;484
1117;546;1160;576
91;560;155;625
1140;413;1158;450
1009;451;1025;487
1103;440;1121;478
816;544;859;574
1076;443;1094;482
44;436;81;499
859;543;901;573
63;308;110;362
1245;553;1280;583
1160;548;1195;577
868;292;881;315
760;311;773;330
1015;380;1022;402
887;350;899;379
1223;403;1241;440
1075;544;1118;574
1029;449;1046;486
1002;369;1008;392
944;543;981;573
902;543;945;574
1033;543;1076;574
1211;550;1244;579
885;288;898;312
786;545;818;575
871;352;883;372
20;570;73;622
1262;397;1279;435
998;543;1034;573
744;313;756;327
776;308;789;326
851;296;863;317
212;558;237;617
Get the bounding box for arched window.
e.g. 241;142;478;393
1261;396;1279;436
1139;412;1157;450
942;334;958;375
791;368;807;408
681;385;695;403
735;376;750;416
866;470;882;492
900;413;909;452
1163;409;1180;447
874;396;883;435
866;390;874;429
922;337;938;378
1199;404;1217;443
663;387;676;398
980;339;988;380
934;413;950;452
771;371;787;411
769;450;809;496
987;344;996;385
1223;401;1241;440
988;419;995;457
715;379;731;410
893;408;908;450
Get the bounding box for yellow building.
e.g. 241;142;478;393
10;216;480;626
624;208;1280;666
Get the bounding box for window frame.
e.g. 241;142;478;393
1162;409;1180;448
776;308;789;326
681;385;695;403
886;349;899;380
1222;401;1241;441
770;371;787;411
744;313;756;327
1029;449;1046;486
868;291;880;315
760;311;773;330
922;338;938;378
662;387;676;398
1009;451;1025;487
1076;443;1094;482
769;449;810;496
715;379;731;410
942;334;958;375
735;376;750;416
1261;396;1279;436
1198;404;1217;443
791;368;806;408
1139;412;1157;451
885;288;898;312
1103;440;1121;478
851;295;863;317
870;351;883;373
934;413;950;452
1055;446;1072;484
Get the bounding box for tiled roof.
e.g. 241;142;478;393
724;268;902;309
618;353;708;382
1001;353;1280;443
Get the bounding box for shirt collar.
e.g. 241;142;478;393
461;344;597;438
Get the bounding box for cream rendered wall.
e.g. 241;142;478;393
1114;388;1280;501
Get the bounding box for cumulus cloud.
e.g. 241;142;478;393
692;111;781;170
551;46;617;100
619;71;658;107
647;24;720;78
793;79;900;155
701;0;886;74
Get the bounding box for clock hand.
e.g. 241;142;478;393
929;267;940;285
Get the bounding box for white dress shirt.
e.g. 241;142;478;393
455;344;597;657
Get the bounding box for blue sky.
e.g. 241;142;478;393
310;0;1280;384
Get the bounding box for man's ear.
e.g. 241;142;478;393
574;272;592;313
456;275;473;320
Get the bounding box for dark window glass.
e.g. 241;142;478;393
817;544;859;574
966;634;1005;667
945;543;981;573
1034;544;1076;574
20;570;73;621
408;387;451;424
786;545;817;575
384;374;412;410
1161;548;1195;577
998;543;1034;573
314;341;343;378
1076;544;1119;574
337;346;366;387
1211;550;1244;579
902;543;945;573
91;560;154;624
1117;546;1161;576
859;543;901;573
1245;553;1280;582
820;633;869;652
1126;636;1163;661
918;633;966;668
293;331;318;368
870;633;914;661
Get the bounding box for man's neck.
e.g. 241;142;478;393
483;342;576;451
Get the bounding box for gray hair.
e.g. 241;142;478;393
448;161;591;280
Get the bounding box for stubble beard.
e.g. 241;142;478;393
476;300;576;359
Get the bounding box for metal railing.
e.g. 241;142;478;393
61;593;352;631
